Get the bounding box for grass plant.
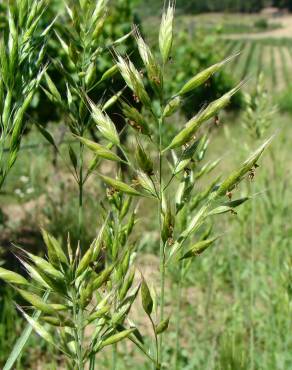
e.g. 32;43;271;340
0;2;276;370
0;0;48;188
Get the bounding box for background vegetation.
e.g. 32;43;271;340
138;0;292;15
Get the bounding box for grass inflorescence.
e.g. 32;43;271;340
0;2;276;370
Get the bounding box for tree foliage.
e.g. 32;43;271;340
273;0;292;10
176;0;268;13
139;0;272;15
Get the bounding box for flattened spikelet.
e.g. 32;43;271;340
159;1;175;64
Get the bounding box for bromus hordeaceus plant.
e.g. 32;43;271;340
0;2;275;369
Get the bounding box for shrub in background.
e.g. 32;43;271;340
277;84;292;114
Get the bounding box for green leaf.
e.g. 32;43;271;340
68;146;78;171
35;124;56;148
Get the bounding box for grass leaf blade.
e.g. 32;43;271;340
3;291;50;370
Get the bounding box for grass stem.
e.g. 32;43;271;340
112;344;117;370
250;181;256;370
78;142;84;245
158;115;166;365
174;266;183;370
72;290;84;370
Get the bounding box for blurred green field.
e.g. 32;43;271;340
222;38;292;91
144;12;292;93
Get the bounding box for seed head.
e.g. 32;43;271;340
88;99;120;145
178;53;239;96
216;135;274;197
136;141;154;175
163;96;182;117
136;171;157;197
116;54;151;107
159;1;175;65
122;102;151;136
165;82;244;150
134;27;162;88
91;0;109;24
0;267;29;285
99;64;119;83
